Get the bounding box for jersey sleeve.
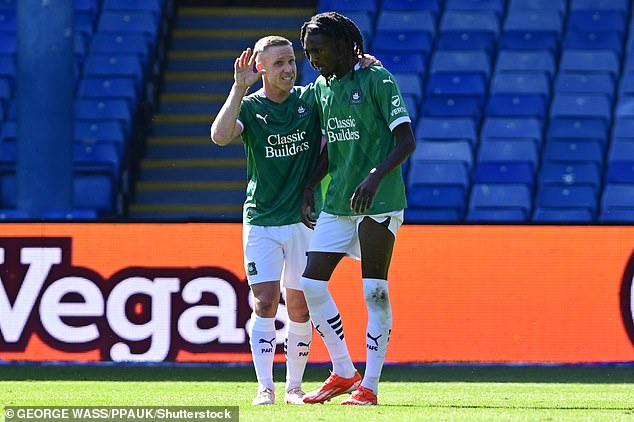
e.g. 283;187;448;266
237;98;249;145
371;67;411;132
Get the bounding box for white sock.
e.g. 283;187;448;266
361;278;392;394
284;320;312;391
248;313;276;391
301;276;356;378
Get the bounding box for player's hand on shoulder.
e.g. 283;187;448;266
358;53;382;69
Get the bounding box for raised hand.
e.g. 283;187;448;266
234;48;265;89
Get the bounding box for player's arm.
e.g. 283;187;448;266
350;123;416;214
210;48;264;146
301;144;329;229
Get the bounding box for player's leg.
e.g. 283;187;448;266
342;214;400;406
301;214;361;403
283;287;311;404
244;224;284;405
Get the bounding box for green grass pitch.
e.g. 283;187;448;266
1;364;633;421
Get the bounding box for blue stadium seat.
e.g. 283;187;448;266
563;31;623;55
503;9;562;36
0;77;10;108
372;30;432;55
535;185;598;216
0;55;15;80
480;117;542;146
549;94;612;123
446;0;504;16
600;184;634;220
559;50;620;80
407;185;467;210
477;140;539;170
407;161;469;191
468;183;532;221
97;11;159;41
599;209;634;222
486;94;547;121
411;140;473;168
415;117;477;146
500;31;559;53
318;0;379;18
543;141;604;166
77;77;139;108
74;142;120;175
555;73;614;99
374;52;425;74
509;0;566;15
376;11;436;35
538;162;601;189
606;162;634;183
490;72;550;98
472;162;535;188
0;0;14;11
90;33;152;68
333;11;374;40
466;208;529;222
532;208;594;222
0;209;30;220
615;97;634;120
607;141;634;182
439;8;497;51
74;121;126;157
436;32;496;54
73;172;116;213
495;50;556;80
618;72;634;97
382;0;441;14
41;209;99;220
567;11;625;34
423;96;482;121
426;73;486;102
570;0;628;12
611;118;634;142
404;207;463;222
430;50;491;79
74;99;133;136
547;118;608;147
83;54;145;85
102;0;164;19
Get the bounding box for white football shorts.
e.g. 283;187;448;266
242;222;312;289
308;210;404;260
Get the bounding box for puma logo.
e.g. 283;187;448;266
297;341;311;347
258;337;275;346
382;79;393;84
367;332;382;347
256;113;268;124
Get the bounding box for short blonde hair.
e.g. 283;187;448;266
253;36;293;55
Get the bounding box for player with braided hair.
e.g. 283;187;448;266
299;12;416;405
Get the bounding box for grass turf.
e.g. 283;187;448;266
1;364;633;421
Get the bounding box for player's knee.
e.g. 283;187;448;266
363;279;392;320
253;294;279;317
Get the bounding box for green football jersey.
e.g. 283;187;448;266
314;66;411;215
238;85;322;226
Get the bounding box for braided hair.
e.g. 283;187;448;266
300;12;365;81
